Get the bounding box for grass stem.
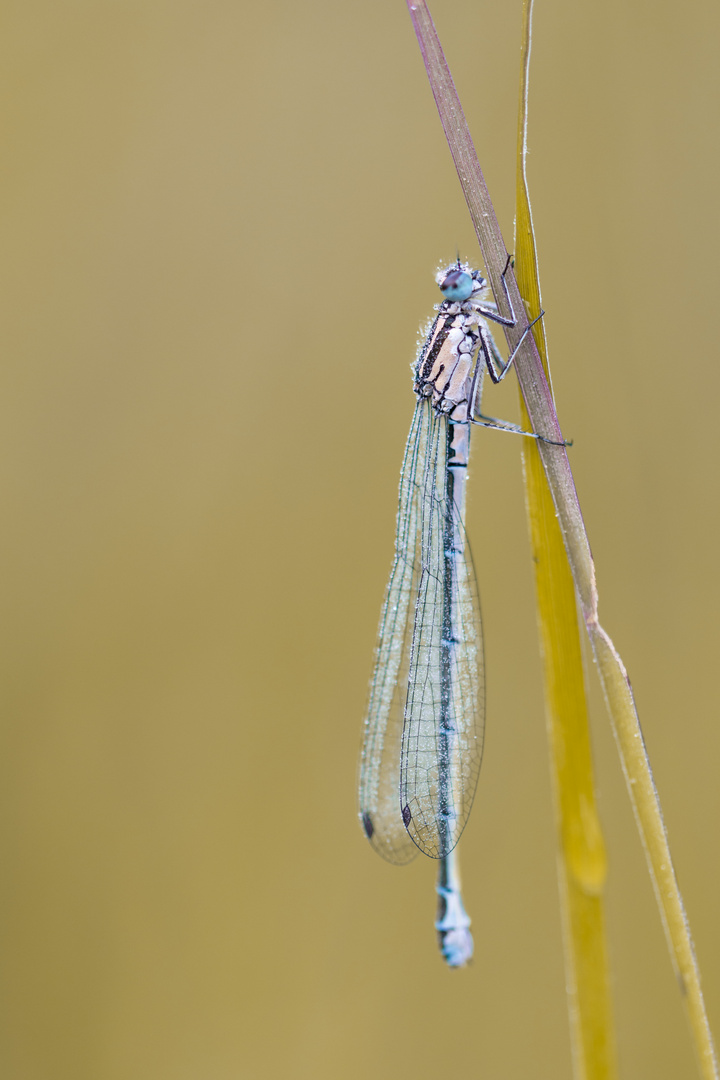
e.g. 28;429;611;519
514;4;616;1074
406;2;718;1075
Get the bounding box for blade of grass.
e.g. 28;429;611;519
405;3;718;1077
514;1;615;1075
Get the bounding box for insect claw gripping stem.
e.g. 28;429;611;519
466;414;571;447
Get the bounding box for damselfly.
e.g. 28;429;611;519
358;258;548;967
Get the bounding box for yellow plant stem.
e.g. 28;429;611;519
515;11;616;1063
519;402;616;1080
515;4;716;1076
513;1;616;1073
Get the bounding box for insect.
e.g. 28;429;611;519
358;257;547;965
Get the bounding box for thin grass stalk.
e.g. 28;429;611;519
405;2;718;1076
514;1;615;1075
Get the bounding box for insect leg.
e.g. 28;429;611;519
466;325;569;445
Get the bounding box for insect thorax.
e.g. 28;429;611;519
414;302;482;423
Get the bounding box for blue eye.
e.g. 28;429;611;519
439;269;473;302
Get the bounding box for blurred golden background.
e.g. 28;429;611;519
1;1;718;1077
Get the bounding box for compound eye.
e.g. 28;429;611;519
439;269;473;302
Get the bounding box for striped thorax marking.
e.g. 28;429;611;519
414;307;479;425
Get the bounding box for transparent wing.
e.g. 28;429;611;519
358;400;431;865
400;412;485;859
